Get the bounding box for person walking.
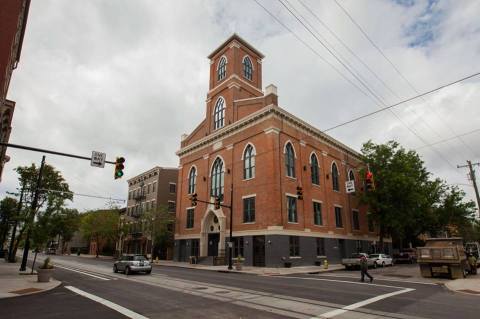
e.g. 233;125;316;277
360;254;373;283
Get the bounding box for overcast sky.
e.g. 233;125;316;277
2;0;479;213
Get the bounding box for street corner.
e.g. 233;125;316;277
444;275;480;296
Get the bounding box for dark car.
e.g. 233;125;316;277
393;248;417;264
113;254;152;275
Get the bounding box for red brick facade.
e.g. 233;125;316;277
175;35;379;266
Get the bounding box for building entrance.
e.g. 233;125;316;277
208;233;220;256
253;236;265;267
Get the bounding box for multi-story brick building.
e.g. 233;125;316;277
0;0;30;181
120;166;178;259
174;34;388;267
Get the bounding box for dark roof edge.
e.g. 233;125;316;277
207;33;265;59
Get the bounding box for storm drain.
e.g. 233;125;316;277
10;287;43;294
192;286;208;290
458;289;480;295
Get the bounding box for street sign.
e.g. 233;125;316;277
345;180;355;193
91;151;106;168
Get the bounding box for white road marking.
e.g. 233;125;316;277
55;264;110;281
280;275;412;290
318;273;439;286
316;288;415;318
65;286;149;319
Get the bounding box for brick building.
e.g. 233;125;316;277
120;166;178;259
174;34;388;267
0;0;30;181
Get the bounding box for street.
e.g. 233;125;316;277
0;255;478;319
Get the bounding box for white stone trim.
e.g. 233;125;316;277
241;193;256;199
264;127;280;135
216;55;228;70
240;142;256;160
300;140;306;147
283;140;297;158
242;55;255;70
331;160;340;176
309;151;319;165
212;96;226;115
226;144;233;150
208;155;226;178
234;96;263;103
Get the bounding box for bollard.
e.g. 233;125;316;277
323;259;328;269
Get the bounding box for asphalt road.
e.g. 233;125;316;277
1;254;478;319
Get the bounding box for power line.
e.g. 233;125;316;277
416;128;480;151
39;188;125;203
332;0;479;160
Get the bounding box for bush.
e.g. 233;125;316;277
40;257;54;269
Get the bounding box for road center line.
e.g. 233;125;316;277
65;286;149;319
55;264;110;281
316;288;415;318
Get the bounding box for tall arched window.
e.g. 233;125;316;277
243;144;255;179
349;170;355;182
188;167;196;194
332;162;339;191
311;153;320;185
285;143;295;178
243;56;252;80
217;56;227;81
210;158;224;198
213;97;225;130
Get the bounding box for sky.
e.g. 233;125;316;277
2;0;480;213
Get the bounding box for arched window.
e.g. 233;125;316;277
332;162;339;191
310;153;320;185
243;144;255;179
243;56;253;80
188;167;196;194
285;143;295;178
217;56;227;81
349;170;355;182
210;158;224;198
213;97;225;130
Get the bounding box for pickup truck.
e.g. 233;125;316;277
341;253;376;270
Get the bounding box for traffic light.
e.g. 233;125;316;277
365;171;375;191
190;193;198;207
114;157;125;179
214;196;221;210
296;186;303;200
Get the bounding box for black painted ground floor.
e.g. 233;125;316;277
174;235;392;267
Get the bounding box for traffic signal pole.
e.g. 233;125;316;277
7;185;25;262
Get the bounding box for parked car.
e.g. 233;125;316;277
370;254;394;267
393;248;417;264
113;254;152;275
341;253;376;270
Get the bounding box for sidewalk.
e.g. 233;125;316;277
444;273;480;296
0;260;61;299
155;260;344;275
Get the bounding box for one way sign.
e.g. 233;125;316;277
91;151;106;168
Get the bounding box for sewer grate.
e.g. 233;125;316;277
458;289;480;295
192;287;208;290
10;287;43;294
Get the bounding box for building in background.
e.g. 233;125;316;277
0;0;31;181
119;166;178;259
175;34;389;267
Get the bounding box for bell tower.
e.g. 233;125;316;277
205;34;265;134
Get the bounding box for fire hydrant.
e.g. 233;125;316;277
323;259;329;269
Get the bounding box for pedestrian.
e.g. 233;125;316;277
360;254;373;283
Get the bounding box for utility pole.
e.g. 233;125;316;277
457;160;480;218
19;156;46;272
7;185;26;262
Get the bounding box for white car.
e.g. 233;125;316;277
370;254;394;267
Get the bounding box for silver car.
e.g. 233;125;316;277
113;254;152;275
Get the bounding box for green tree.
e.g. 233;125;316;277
0;197;18;249
141;205;175;259
81;209;119;257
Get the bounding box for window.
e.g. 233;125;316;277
313;202;322;226
186;209;194;229
243;197;255;223
335;206;343;228
289;236;300;257
217;56;227;81
152;182;156;193
316;238;325;256
147;184;151;194
349;170;355;182
287;195;297;223
243;144;255;179
234;237;244;257
188;167;196;194
368;214;375;232
210;157;224;198
285;143;295;178
332;162;339;191
311;153;320;185
213;97;225;130
243;56;253;80
128;191;132;200
352;210;360;230
169;183;176;194
191;239;199;257
168;201;176;212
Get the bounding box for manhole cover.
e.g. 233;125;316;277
10;288;43;294
192;287;208;290
459;289;480;295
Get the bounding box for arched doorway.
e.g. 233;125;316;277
200;203;226;258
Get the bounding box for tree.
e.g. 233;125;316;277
140;205;175;259
81;209;119;257
0;197;18;249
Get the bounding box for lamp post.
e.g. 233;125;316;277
228;185;234;270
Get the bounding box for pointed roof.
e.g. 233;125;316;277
207;33;265;59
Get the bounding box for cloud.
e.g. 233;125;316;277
2;0;479;213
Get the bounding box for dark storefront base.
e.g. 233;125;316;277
174;235;392;267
